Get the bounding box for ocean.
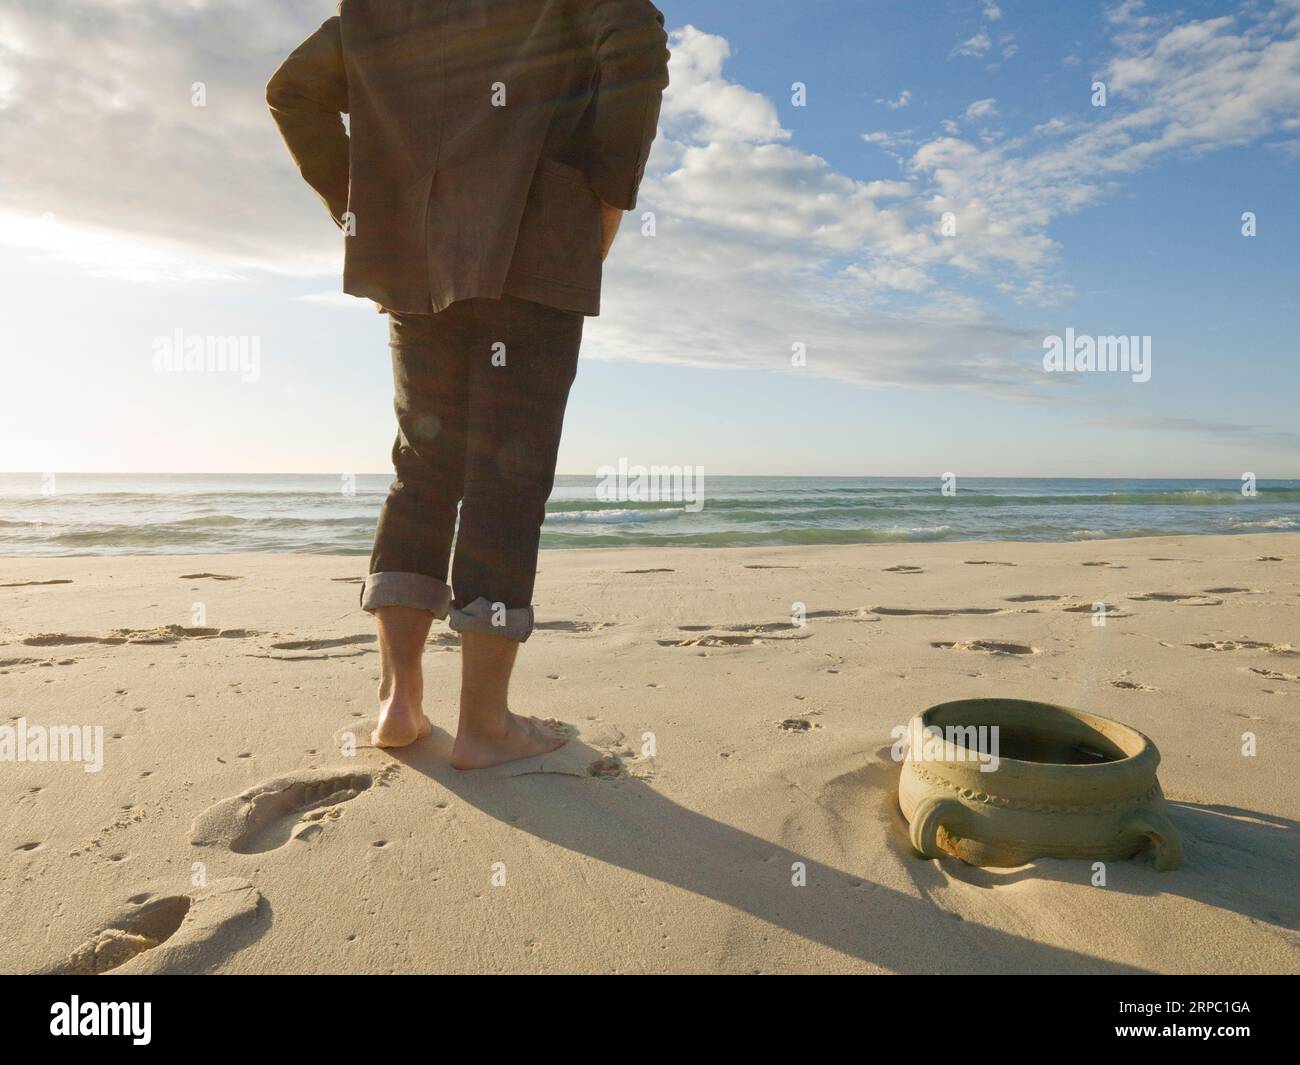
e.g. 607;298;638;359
0;474;1297;556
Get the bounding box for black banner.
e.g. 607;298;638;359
2;973;1289;1050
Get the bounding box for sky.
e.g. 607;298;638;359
0;0;1297;478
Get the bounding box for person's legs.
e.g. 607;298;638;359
448;296;583;768
373;605;434;746
363;307;471;747
450;631;568;769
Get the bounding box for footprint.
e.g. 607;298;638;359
778;718;818;732
23;626;254;647
191;769;375;854
964;560;1015;567
870;605;1007;616
805;608;879;622
622;568;675;574
1111;679;1156;692
50;879;261;975
21;634;109;646
1082;561;1126;568
1249;667;1299;682
269;635;376;651
178;573;242;581
0;579;73;588
330;576;364;584
1005;594;1061;602
59;896;191;975
660;621;814;647
1062;602;1129;615
932;640;1039;656
1256;556;1284;562
587;756;624;778
1189;640;1292;653
112;625;253;643
743;564;799;570
1203;587;1257;594
248;634;378;661
884;565;924;573
661;633;776;647
534;620;614;633
1128;592;1223;606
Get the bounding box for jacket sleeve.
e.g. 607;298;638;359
581;0;671;211
266;15;351;228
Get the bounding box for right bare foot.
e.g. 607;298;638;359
450;711;568;770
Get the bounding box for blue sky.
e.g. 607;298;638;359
0;0;1297;477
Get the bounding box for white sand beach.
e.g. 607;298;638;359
1;534;1297;974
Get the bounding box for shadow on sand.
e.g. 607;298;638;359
383;728;1154;973
924;799;1299;932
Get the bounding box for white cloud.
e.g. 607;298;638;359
949;30;992;59
585;26;1051;394
907;6;1300;295
659;26;787;144
983;2;1004;21
0;210;250;284
964;98;999;121
0;0;332;268
3;4;1300;399
861;129;916;154
877;89;912;109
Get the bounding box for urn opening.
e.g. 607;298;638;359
922;698;1143;766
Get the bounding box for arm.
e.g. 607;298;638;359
581;0;671;213
266;15;350;228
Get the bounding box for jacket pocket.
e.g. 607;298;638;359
506;158;603;311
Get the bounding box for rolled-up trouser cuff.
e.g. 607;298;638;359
360;571;452;617
447;596;535;642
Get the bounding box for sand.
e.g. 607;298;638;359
1;533;1297;974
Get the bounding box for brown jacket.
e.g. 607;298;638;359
267;0;670;316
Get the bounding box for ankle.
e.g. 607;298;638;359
380;678;422;705
456;706;510;740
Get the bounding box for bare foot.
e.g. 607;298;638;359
450;712;568;770
371;688;433;749
371;604;435;748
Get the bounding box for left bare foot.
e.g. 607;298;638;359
371;682;432;748
371;702;432;748
370;604;437;748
